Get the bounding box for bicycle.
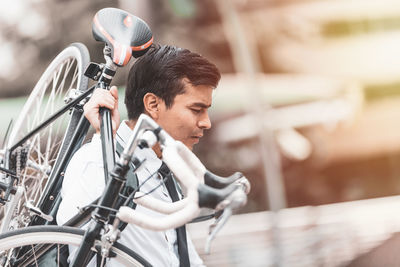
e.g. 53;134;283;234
0;112;250;266
0;7;152;232
0;7;251;266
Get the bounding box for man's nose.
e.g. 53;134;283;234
198;112;211;129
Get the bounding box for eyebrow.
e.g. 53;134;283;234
190;102;211;109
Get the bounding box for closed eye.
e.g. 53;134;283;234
190;108;201;114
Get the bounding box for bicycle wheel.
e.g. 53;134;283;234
0;225;151;266
1;43;90;231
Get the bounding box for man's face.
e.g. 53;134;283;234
155;81;213;150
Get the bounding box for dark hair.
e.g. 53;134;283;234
125;44;221;120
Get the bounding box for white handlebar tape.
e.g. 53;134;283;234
133;192;189;214
174;141;206;183
117;140;202;231
162;145;200;191
117;191;200;231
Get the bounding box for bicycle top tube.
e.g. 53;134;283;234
8;85;95;153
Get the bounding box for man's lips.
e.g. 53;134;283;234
190;135;202;143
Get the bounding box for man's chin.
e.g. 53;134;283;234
183;141;194;151
187;143;194;151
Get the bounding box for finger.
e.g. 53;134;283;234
97;89;118;109
102;97;116;110
111;103;121;136
112;120;118;136
110;86;119;101
84;88;112;133
109;87;120;132
111;87;119;110
83;106;100;133
90;94;115;110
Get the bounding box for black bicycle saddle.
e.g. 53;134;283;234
92;8;153;66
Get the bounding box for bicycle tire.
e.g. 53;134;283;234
0;225;151;267
1;43;90;232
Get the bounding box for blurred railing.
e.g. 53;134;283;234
188;195;400;267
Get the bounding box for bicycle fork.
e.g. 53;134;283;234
70;163;129;266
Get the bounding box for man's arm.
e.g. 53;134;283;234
83;86;121;135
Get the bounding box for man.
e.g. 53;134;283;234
57;44;221;266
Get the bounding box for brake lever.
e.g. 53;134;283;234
204;187;248;253
235;177;251;195
204;207;232;254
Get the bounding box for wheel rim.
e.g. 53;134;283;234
0;227;147;267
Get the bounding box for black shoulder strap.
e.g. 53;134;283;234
159;163;190;267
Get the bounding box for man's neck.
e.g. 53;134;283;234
127;119;162;158
125;119;136;131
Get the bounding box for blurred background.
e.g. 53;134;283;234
2;0;400;266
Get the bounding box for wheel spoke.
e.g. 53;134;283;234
31;244;39;267
69;60;80;89
58;59;73;94
3;44;89;231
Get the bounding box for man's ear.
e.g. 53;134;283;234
143;93;161;120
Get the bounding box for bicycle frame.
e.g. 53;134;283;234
0;107;250;265
34;110;91;226
37;54;120;228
